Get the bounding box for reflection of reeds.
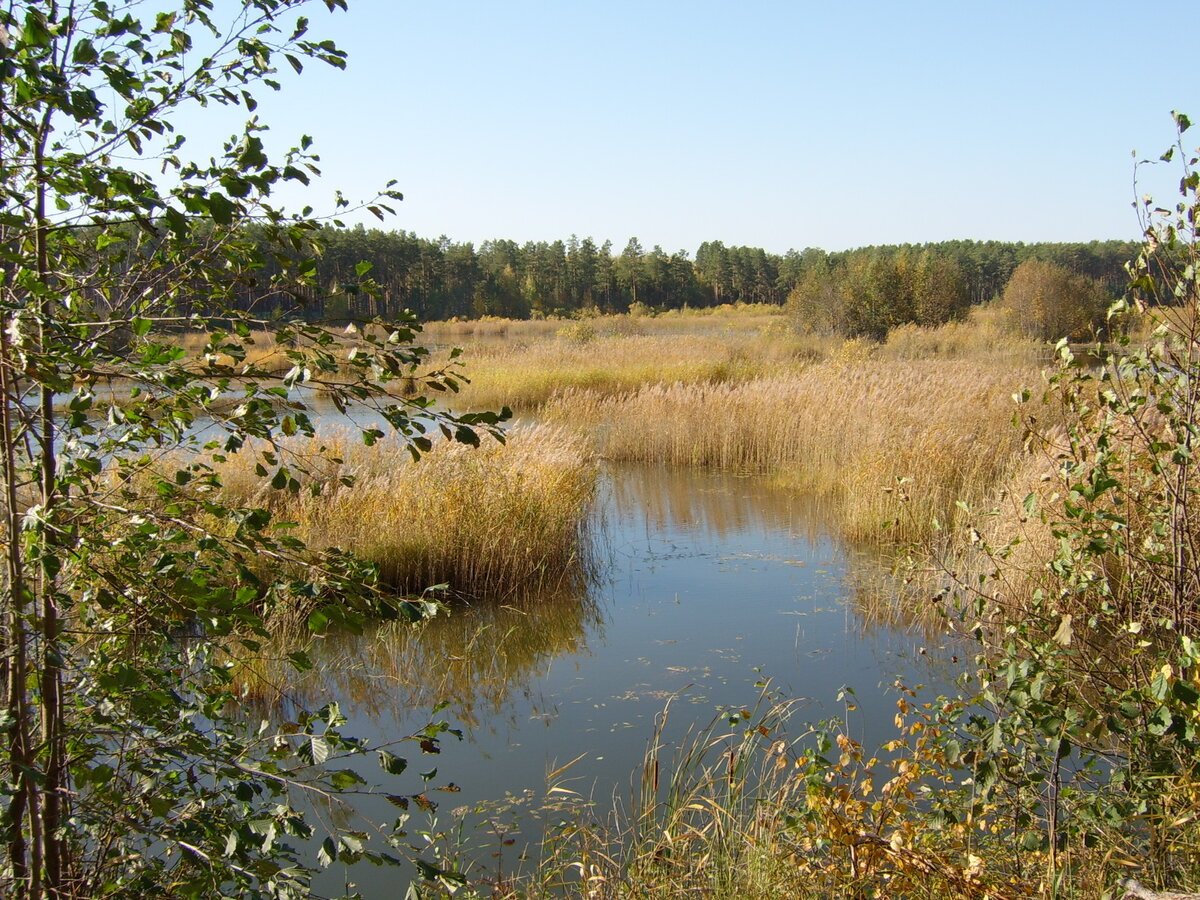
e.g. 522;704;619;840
235;589;601;728
216;424;599;598
608;462;840;545
544;359;1044;545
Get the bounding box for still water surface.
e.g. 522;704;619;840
263;461;958;894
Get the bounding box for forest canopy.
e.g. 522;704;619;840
225;228;1137;325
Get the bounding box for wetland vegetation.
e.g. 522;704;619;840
2;2;1198;899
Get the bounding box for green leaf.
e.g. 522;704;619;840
454;425;480;447
206;192;235;225
309;736;329;765
317;836;337;867
329;769;366;790
307;609;329;633
72;38;98;64
378;750;407;775
1173;680;1200;706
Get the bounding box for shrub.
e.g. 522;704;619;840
998;258;1110;341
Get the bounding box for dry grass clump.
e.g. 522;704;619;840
217;424;598;598
421;316;564;342
544;359;1040;545
928;398;1200;644
421;303;790;343
173;328;299;373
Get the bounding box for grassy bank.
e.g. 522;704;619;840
436;328;827;412
414;308;1053;550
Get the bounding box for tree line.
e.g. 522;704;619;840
241;227;1137;327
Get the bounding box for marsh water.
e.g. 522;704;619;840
261;460;960;895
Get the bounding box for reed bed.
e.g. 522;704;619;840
420;303;790;343
543;358;1042;545
880;305;1048;363
216;423;598;599
172;327;299;372
421;316;565;342
438;331;828;412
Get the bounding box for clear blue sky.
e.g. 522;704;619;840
203;0;1198;254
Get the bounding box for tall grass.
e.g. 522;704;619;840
544;358;1043;545
470;689;1063;900
880;304;1048;363
420;303;790;343
217;424;598;598
439;331;829;412
173;327;300;373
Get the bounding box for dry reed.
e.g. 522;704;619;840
487;689;1045;900
216;423;598;599
437;331;822;412
543;358;1042;545
880;304;1048;363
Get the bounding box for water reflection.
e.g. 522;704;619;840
247;464;868;728
608;462;840;542
251;463;948;747
258;461;960;898
246;589;602;732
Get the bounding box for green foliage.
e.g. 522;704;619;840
942;112;1200;888
0;2;505;897
228;228;1137;326
787;248;971;339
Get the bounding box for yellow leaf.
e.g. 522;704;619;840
1052;614;1073;646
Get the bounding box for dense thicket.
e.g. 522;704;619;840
235;227;1137;324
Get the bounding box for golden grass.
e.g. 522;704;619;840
434;330;831;412
542;358;1042;545
420;303;790;342
173;327;299;373
420;316;564;342
216;423;598;599
880;303;1048;363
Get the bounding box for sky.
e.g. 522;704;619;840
183;0;1199;255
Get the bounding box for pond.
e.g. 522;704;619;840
260;461;961;896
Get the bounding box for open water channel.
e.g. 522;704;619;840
253;459;961;896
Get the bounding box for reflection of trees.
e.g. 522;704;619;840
237;586;601;731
